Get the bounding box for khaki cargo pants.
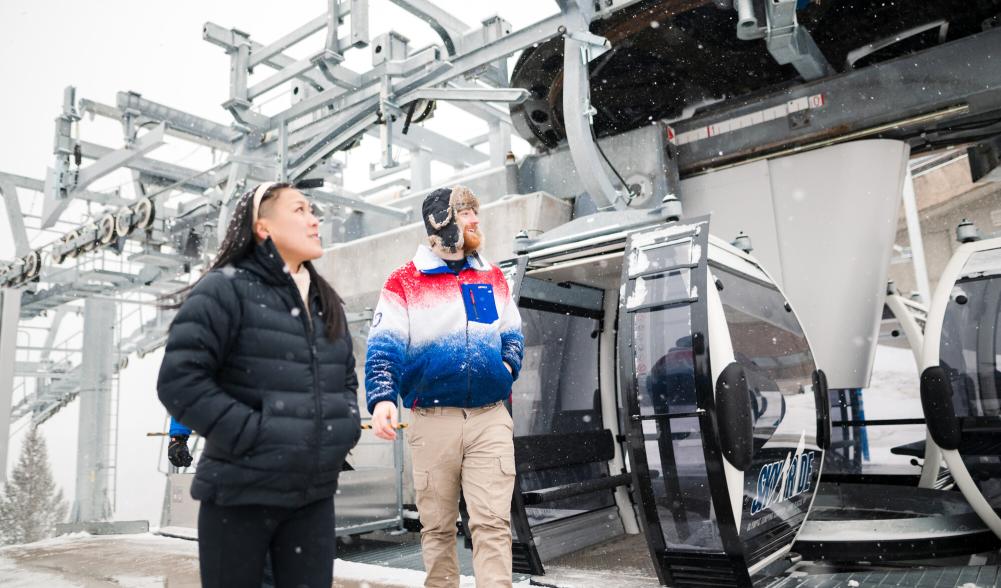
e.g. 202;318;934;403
408;402;516;588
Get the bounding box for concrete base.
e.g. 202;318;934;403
54;519;149;536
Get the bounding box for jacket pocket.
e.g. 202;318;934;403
240;403;271;457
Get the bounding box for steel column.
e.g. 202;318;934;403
0;289;22;483
70;298;116;522
902;170;932;304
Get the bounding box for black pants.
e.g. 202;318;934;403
198;497;335;588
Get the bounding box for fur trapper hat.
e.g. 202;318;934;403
422;185;480;255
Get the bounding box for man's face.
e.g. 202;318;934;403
457;208;482;253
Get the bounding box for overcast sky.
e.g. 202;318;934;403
0;0;554;526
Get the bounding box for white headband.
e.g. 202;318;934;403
252;181;279;222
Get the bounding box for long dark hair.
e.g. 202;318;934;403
161;182;345;339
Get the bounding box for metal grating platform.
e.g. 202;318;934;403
768;565;1001;587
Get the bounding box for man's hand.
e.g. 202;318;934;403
168;435;193;467
371;401;399;441
504;361;513;374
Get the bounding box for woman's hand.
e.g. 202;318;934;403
371;401;399;441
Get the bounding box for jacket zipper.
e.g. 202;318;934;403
458;272;472;408
290;278;322;499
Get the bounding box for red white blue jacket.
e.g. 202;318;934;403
364;245;524;413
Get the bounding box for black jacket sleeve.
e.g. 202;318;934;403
157;271;261;456
343;321;362;438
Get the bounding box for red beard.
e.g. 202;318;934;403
462;228;482;253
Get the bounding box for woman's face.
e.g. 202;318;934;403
254;188;323;268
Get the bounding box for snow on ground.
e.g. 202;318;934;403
857;344;926;470
0;555;83;588
0;533;533;587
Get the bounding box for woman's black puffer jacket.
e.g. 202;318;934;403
157;238;361;508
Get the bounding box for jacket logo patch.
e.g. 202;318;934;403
372;312;382;328
461;284;499;324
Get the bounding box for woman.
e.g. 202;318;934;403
157;182;361;587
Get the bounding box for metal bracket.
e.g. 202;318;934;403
763;0;833;80
387;0;470;56
559;0;624;210
407;87;529;104
735;0;832;80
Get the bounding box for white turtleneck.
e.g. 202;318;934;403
291;265;311;314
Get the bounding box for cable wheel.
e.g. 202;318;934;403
134;198;155;230
99;214;116;244
116;207;135;236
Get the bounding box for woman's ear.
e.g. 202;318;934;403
253;218;269;241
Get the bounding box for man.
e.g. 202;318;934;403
365;185;524;587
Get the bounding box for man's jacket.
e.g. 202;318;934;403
364;245;524;413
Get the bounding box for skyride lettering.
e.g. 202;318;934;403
750;450;816;516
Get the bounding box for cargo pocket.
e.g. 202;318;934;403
493;455;517;522
413;470;435;520
500;455;516;477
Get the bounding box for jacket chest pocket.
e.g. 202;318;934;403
460;283;499;324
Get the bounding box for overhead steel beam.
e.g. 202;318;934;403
360;176;410;196
77;99;121;121
269;56;448;127
204;21;362;92
311;187;411;220
76;141;216;192
72;123;167;193
278;59;464;176
248;51;326;100
288;110;381;180
115;92;242;146
391;124;489;166
266;11;530;130
395;12;566;97
248;13;329;68
370;159;410;181
446;80;514;124
0;172;128;207
407;87;528;103
387;0;470;55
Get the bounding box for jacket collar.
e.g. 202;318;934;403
412;243;489;275
238;238;319;304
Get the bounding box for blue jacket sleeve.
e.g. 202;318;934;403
496;269;525;381
169;417;191;437
364;275;409;413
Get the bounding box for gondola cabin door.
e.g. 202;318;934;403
618;218;826;587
